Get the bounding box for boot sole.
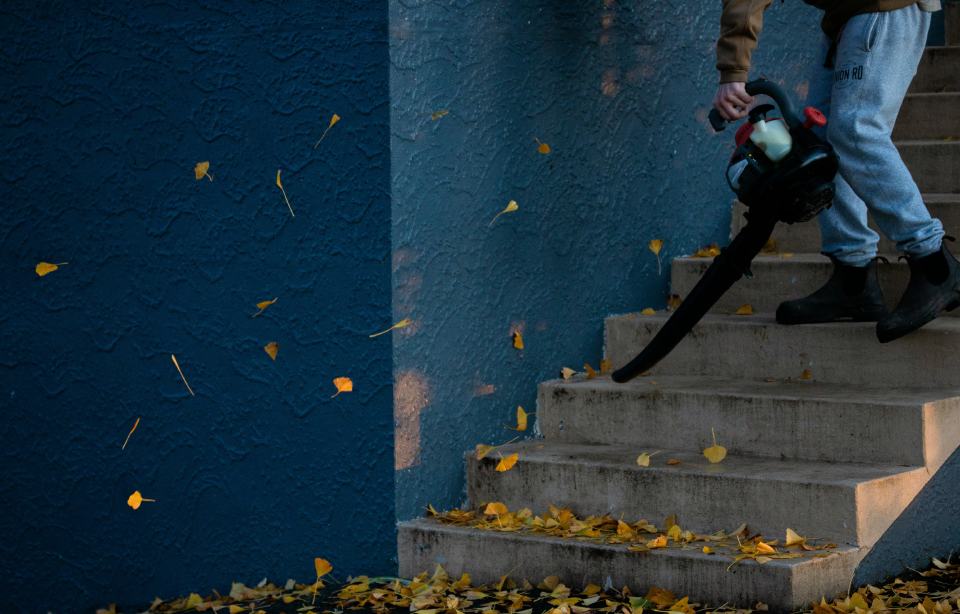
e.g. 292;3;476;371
876;289;960;343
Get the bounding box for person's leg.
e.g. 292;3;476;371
826;4;944;258
801;30;881;267
775;32;887;324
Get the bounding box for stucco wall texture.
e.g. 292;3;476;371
0;2;393;611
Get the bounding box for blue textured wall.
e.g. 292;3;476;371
389;0;823;520
0;2;393;611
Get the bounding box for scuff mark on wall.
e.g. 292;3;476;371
395;368;430;470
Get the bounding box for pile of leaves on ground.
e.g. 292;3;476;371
106;554;960;614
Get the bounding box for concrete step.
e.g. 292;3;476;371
729;194;960;254
946;1;960;46
537;375;960;468
893;92;960;140
603;312;960;387
670;253;960;317
910;46;960;92
901;140;960;194
398;518;867;611
466;442;926;547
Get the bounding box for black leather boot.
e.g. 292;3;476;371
876;238;960;343
776;256;887;325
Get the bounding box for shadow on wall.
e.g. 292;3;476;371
853;445;960;586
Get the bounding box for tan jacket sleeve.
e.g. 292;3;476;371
717;0;773;83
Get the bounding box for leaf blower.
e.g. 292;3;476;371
611;79;839;383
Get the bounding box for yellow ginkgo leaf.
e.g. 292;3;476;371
515;406;528;432
649;239;664;275
616;520;633;538
785;528;806;547
252;297;278;318
369;317;412;338
755;541;776;554
264;341;279;361
647;535;667;549
431;109;449;121
194;161;212;181
314;557;333;578
127;490;156;510
693;244;722;258
734;303;753;316
331;376;353;398
667;523;682;541
489;200;519;227
475;444;495;460
228;605;244;614
702;546;714;554
534;137;551;154
35;262;67;277
583;363;597;379
641;308;656;316
599;359;611;374
636;451;660;467
122;417;141;450
560;367;576;379
799;368;813;381
703;428;727;464
170;354;195;396
314;113;341;148
512;330;524;350
484;502;508;516
495;453;519;472
185;594;203;608
276;170;295;217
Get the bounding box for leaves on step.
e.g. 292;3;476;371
692;243;722;258
703;428;727;464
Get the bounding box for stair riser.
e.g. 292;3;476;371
398;521;867;610
467;455;926;546
537;381;958;466
604;314;960;387
670;257;958;317
894;93;960;139
946;1;960;46
910;47;960;93
902;142;960;193
729;198;960;254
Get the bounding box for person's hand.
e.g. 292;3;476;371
713;82;754;121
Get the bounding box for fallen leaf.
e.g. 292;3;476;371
370;317;412;338
35;262;67;277
647;535;667;549
703;427;727;463
649;239;664;275
331;376;353;398
666;458;681;465
264;341;279;361
667;294;683;310
514;406;528;431
583;363;597;379
756;541;776;554
496;453;519;472
252;297;278;318
122;417;141;450
735;303;753;316
535;138;551;155
702;546;714;554
693;244;722;258
489;200;519;227
127;490;156;510
641;308;656;316
636;451;660;467
314;557;333;578
512;330;524;350
761;238;777;253
786;528;806;547
799;368;813;381
475;444;495;460
194;161;212;181
170;354;195;396
484;502;508;516
560;367;576;379
431;109;449;121
314;113;341;147
599;359;611;374
276;169;295;217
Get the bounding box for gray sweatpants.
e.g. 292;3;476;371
806;3;945;267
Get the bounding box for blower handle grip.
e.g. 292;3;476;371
707;78;803;132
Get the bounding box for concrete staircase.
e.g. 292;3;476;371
398;8;960;610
